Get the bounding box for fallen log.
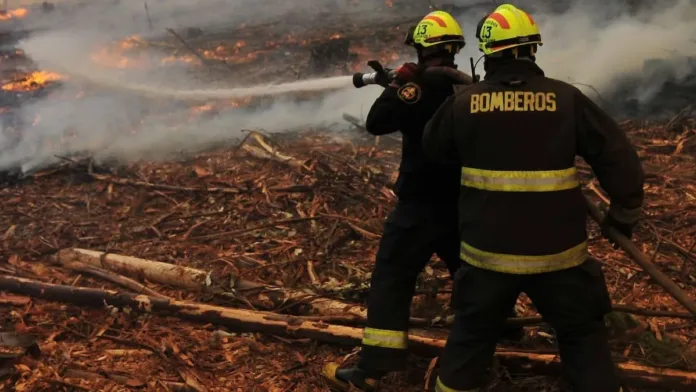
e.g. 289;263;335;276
0;274;421;349
585;197;696;317
494;350;696;390
54;249;695;328
62;261;168;299
1;275;695;390
238;131;311;171
53;249;531;327
55;248;213;291
88;172;241;195
611;304;695;320
54;248;368;320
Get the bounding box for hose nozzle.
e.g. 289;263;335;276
352;70;396;88
352;60;475;89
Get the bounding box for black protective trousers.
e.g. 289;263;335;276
438;259;621;392
357;202;461;374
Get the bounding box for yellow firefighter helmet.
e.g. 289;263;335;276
410;10;465;50
476;4;542;55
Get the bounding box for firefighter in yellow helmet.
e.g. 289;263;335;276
322;10;514;392
423;4;643;391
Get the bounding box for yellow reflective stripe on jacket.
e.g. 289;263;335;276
460;240;588;274
460;167;579;192
362;327;408;349
435;377;481;392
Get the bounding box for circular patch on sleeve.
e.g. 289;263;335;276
397;82;421;104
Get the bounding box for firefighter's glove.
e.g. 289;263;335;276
374;68;393;88
366;60;393;88
601;213;636;249
392;62;420;86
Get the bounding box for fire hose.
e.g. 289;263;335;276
586;197;696;317
352;60;474;88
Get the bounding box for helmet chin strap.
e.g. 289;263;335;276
418;52;456;67
416;43;462;65
513;45;537;62
512;46;536;60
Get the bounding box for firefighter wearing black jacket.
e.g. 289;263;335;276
321;10;466;392
423;4;644;392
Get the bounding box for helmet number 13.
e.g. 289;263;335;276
482;25;492;39
418;24;428;35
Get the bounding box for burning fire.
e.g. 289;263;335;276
191;103;215;115
91;35;208;69
0;8;28;21
160;54;198;65
90;35;163;69
190;97;254;116
86;26;406;79
90;47;141;69
1;71;62;92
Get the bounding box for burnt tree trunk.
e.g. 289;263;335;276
1;275;696;389
55;249;695;330
55;248;368;320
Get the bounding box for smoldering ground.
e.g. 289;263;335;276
2;0;695;173
2;0;394;172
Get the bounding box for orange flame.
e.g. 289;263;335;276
85;27;402;75
1;71;62;92
0;8;28;21
90;47;140;69
160;54;198;65
90;36;145;69
191;103;214;114
224;97;253;108
190;97;255;117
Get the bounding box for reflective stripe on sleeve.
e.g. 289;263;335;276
461;167;579;192
361;327;408;349
460;240;588;274
435;377;481;392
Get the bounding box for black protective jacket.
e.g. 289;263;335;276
365;66;460;205
422;60;644;274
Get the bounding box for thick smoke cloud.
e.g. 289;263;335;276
2;0;395;172
454;0;696;108
2;0;695;173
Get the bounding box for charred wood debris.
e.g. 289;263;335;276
0;3;696;392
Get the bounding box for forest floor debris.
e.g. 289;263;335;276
0;121;695;391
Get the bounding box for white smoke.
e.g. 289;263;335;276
1;0;695;173
2;0;393;172
454;0;696;105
